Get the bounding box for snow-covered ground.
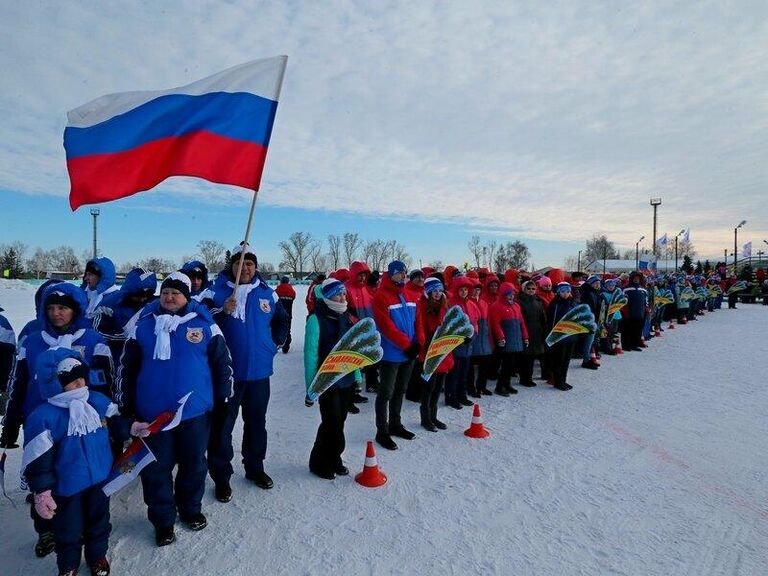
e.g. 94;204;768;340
1;279;767;575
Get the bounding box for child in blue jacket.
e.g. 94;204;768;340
22;348;115;576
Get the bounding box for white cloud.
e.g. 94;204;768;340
1;1;766;259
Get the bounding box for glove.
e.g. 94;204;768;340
304;394;315;408
34;490;57;520
497;339;506;348
130;421;151;438
405;342;421;359
0;424;20;449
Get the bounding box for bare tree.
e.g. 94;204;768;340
279;232;314;276
361;239;384;271
467;235;483;269
484;240;497;269
27;248;52;279
140;257;175;274
343;233;362;267
584;234;619;265
508;240;531;269
197;240;227;272
428;260;444;270
259;261;276;275
327;234;342;270
309;240;328;272
391;241;411;268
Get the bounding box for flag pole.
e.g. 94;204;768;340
233;188;261;290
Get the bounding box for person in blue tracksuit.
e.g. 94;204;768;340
207;244;289;495
81;257;120;319
181;260;215;309
0;307;15;414
304;278;356;480
116;272;233;546
17;279;64;347
93;267;158;362
2;282;113;558
22;348;115;576
622;272;648;351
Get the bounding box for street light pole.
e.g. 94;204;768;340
674;229;685;272
577;250;582;272
734;220;746;273
90;208;100;260
635;235;645;270
650;198;662;256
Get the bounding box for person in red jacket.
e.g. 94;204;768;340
274;276;296;353
415;278;452;431
404;270;426;402
481;273;501;384
346;261;378;396
489;282;529;396
445;276;479;409
468;278;493;397
305;273;326;316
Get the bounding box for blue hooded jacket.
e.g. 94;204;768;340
2;283;113;441
22;348;114;497
95;268;157;338
18;279;64;345
211;271;289;382
81;257;119;318
116;299;233;423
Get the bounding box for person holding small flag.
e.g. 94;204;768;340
22;349;115;576
116;272;233;546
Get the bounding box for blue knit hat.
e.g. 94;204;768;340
556;282;572;293
424;277;444;295
603;278;618;289
321;278;346;300
586;275;601;285
387;260;407;277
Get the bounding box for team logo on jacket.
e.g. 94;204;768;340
186;328;204;344
259;299;271;313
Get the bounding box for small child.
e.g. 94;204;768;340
22;349;114;576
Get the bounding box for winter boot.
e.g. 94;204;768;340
375;431;398;451
390;425;416;440
155;526;176;547
433;418;447;430
89;558;111;576
180;512;208;531
214;482;233;503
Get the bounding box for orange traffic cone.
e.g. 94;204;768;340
464;404;490;439
355;441;387;488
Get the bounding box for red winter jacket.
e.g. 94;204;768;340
345;261;374;320
416;293;454;373
373;273;419;361
404;279;424;303
448;276;480;357
481;274;500;306
274;282;296;301
489;283;529;353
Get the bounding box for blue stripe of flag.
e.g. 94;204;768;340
64;91;278;159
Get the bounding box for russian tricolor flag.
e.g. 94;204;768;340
64;55;287;210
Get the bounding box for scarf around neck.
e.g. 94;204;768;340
47;387;102;437
323;298;348;314
42;329;86;350
153;312;197;360
226;280;259;321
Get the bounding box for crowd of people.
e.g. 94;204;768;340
0;248;762;576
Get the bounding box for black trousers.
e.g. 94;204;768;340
517;354;537;386
309;387;352;473
445;355;471;404
375;360;414;433
468;356;492;393
497;352;519;389
420;373;445;425
550;341;574;387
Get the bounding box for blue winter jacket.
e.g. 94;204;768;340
81;257;119;317
211;271;289;382
18;279;65;346
22;348;114;497
0;310;15;396
3;283;113;442
623;284;648;319
116;299;233;423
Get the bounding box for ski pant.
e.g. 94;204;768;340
309;386;352;474
208;378;270;484
621;318;644;349
487;349;501;380
142;414;209;529
497;351;519;390
581;332;596;362
468;355;492;394
550;340;574;387
375;360;414;433
52;483;111;573
364;363;380;391
517;354;538;386
420;373;445;425
445;355;471;404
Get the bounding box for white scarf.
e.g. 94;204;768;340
42;329;86;350
324;298;348;314
153;312;197;360
226;280;259;321
47;387;102;437
85;285;119;317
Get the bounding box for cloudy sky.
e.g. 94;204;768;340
1;1;766;269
